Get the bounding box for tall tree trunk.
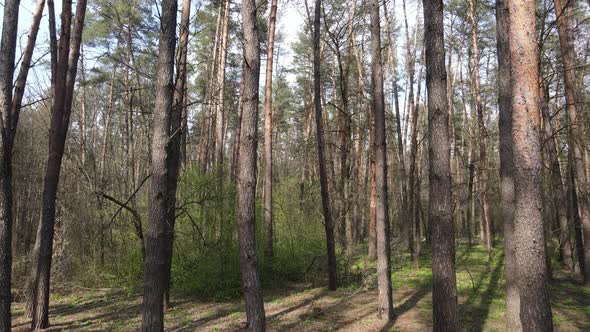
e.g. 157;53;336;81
162;0;191;310
383;0;406;244
314;0;337;291
200;5;223;172
370;0;393;320
26;0;57;318
338;1;355;262
263;0;278;260
215;0;231;169
469;0;492;257
7;0;46;319
554;0;590;283
11;0;45;140
31;0;87;328
509;0;553;328
141;0;177;329
409;44;425;264
237;0;266;329
0;0;20;328
231;98;243;181
496;1;520;329
402;0;417;252
447;21;467;239
569;159;586;275
540;85;574;270
368;120;377;261
423;0;458;330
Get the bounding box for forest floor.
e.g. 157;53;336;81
10;245;590;331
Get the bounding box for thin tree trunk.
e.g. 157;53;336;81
162;0;191;310
231;98;243;181
370;0;393;320
11;0;45;139
409;43;425;264
496;1;520;329
263;0;278;260
0;0;20;328
11;0;47;316
469;0;492;257
447;22;467;238
141;0;176;329
540;84;574;270
423;0;458;330
237;0;266;328
215;0;231;169
200;5;223;172
554;0;590;283
383;0;406;243
313;0;337;291
338;1;355;262
30;1;87;328
570;160;585;275
402;0;417;252
509;0;554;328
368;122;377;261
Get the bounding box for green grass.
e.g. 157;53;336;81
11;243;590;331
388;243;590;331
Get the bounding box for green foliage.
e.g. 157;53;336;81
167;168;328;299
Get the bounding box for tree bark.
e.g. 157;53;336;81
423;0;458;330
554;0;590;283
496;1;520;329
141;0;177;329
0;0;20;329
509;0;554;329
237;0;266;329
31;0;87;328
263;0;278;260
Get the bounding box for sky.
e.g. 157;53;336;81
1;0;421;98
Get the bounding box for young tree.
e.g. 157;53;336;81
30;0;88;328
313;0;338;291
264;0;279;259
508;0;553;329
423;0;458;330
237;0;266;328
141;0;177;329
554;0;590;283
0;0;20;328
496;0;520;329
369;0;393;320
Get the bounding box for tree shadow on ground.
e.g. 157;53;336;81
167;303;244;331
549;276;590;331
459;253;503;330
267;290;327;321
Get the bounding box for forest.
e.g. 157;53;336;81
0;0;589;330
